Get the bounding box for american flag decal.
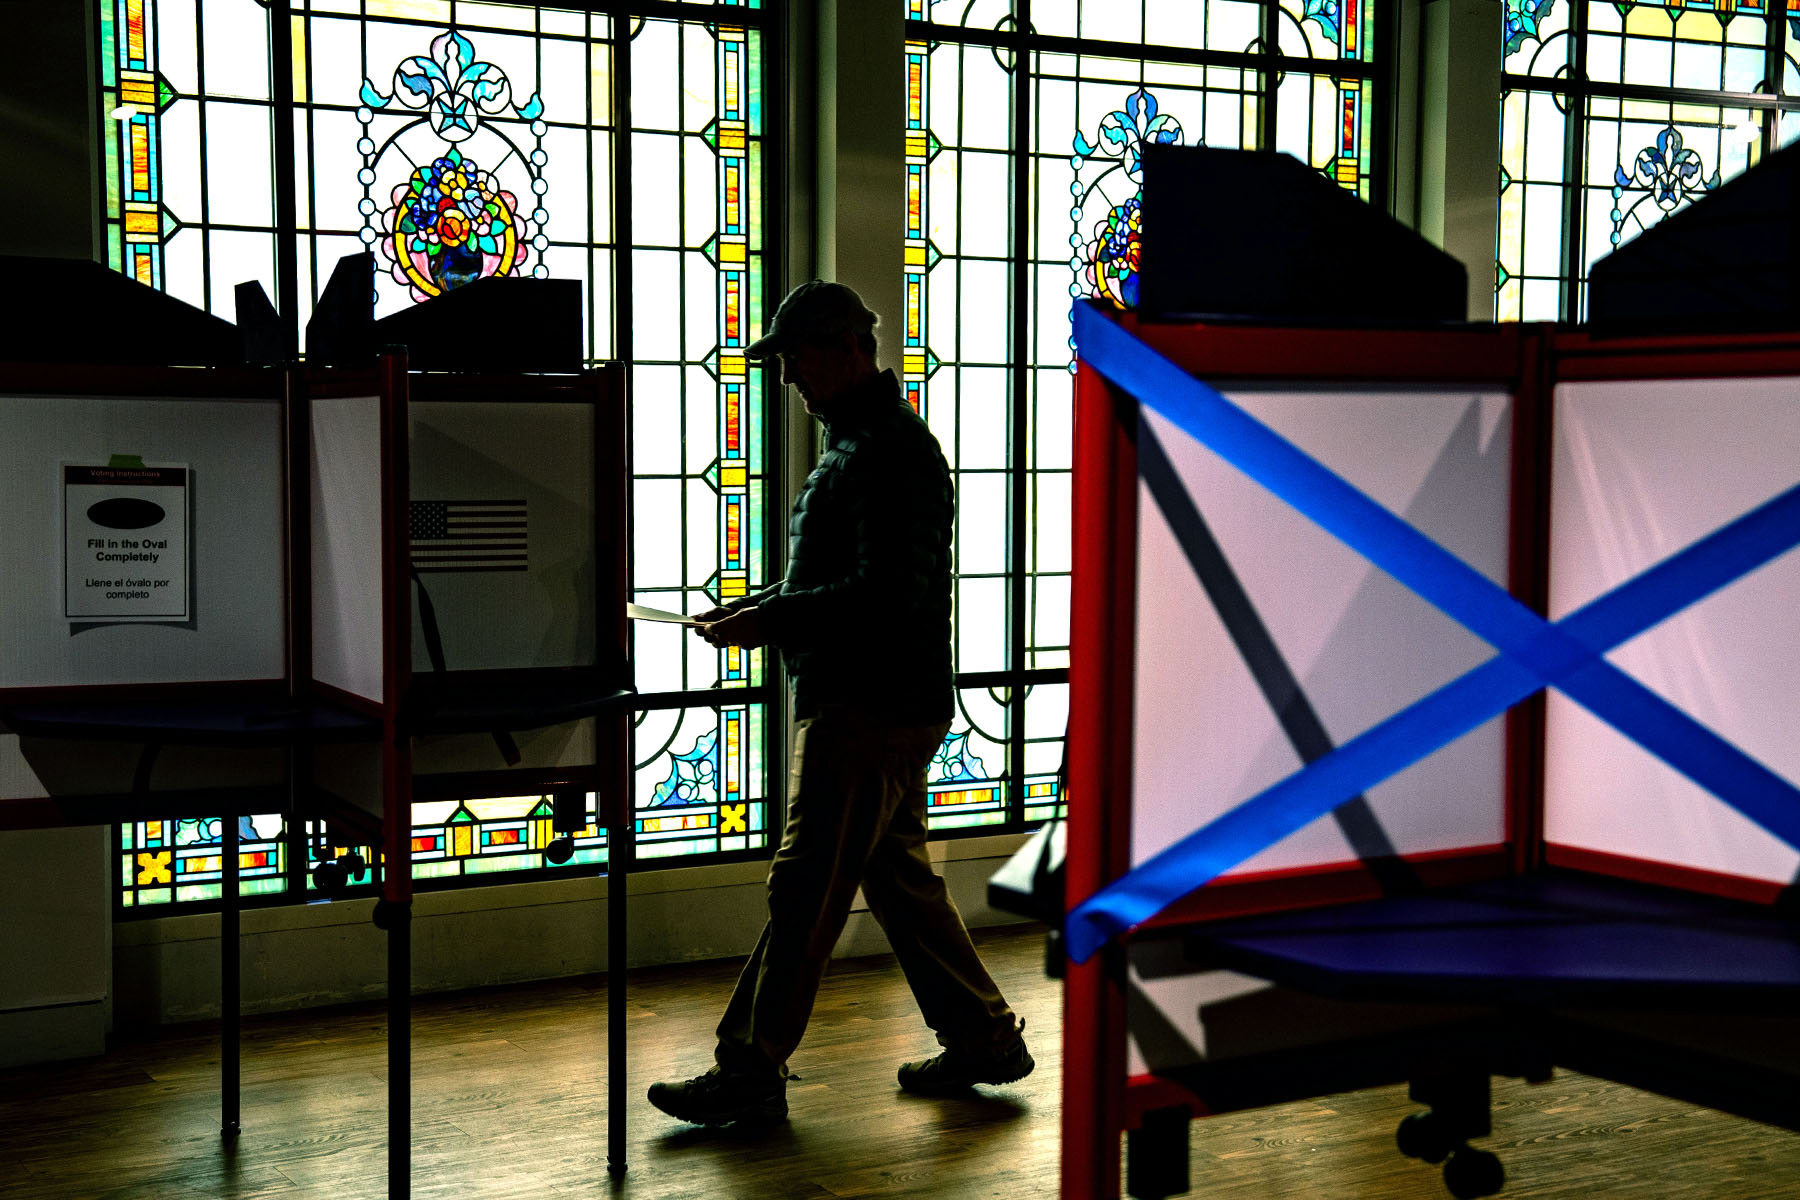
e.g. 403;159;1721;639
410;500;529;573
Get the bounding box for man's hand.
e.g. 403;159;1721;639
696;605;769;649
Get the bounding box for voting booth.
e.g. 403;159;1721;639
296;353;633;1197
1049;146;1800;1200
0;261;636;1199
1060;310;1800;1200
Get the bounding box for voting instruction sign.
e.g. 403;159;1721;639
63;464;190;621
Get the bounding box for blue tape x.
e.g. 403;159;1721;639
1065;305;1800;963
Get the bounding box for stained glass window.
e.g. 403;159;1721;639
120;814;288;908
905;0;1379;830
1497;0;1800;319
97;0;773;911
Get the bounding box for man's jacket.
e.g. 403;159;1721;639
741;368;955;725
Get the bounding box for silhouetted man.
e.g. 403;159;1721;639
647;280;1032;1126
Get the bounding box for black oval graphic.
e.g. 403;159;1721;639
87;497;166;530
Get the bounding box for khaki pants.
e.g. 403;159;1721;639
715;706;1018;1077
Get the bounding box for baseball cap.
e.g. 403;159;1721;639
745;280;878;358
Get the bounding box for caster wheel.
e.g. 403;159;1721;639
1444;1147;1504;1199
544;835;574;865
1396;1112;1453;1164
312;860;347;893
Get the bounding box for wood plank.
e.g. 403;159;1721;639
2;925;1797;1197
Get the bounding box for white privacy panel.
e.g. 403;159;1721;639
1545;377;1800;885
310;394;385;704
1131;385;1514;875
0;733;47;800
0;393;284;687
407;401;596;672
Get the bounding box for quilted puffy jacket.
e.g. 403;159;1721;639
739;368;955;725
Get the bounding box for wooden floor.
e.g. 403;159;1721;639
3;924;1798;1199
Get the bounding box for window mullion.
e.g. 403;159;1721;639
1008;0;1035;824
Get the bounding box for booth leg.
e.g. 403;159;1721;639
1125;1105;1191;1200
222;816;241;1138
378;900;413;1200
607;871;625;1177
603;720;631;1179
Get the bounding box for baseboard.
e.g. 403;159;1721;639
111;832;1034;1027
0;999;106;1067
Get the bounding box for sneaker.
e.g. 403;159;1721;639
897;1022;1035;1095
647;1069;787;1126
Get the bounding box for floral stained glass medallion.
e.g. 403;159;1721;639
1070;87;1182;318
357;29;548;303
1609;126;1721;247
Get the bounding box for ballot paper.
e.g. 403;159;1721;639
626;602;703;626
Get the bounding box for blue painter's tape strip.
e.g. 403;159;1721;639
1065;306;1800;962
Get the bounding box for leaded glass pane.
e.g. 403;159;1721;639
634;704;770;858
1585;1;1768;91
1583;95;1760;274
1497;87;1573;321
1278;0;1379;61
911;4;1375;830
1495;0;1785;320
1505;0;1574;74
930;687;1010;830
913;35;1018;823
405;793;608;880
99;0;276;311
914;0;1016;29
98;1;773;910
119;814;288;907
1021;679;1068;821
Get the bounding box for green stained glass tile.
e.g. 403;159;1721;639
1496;261;1511;289
700;233;721;264
703;459;723;491
102;113;120;216
701;117;720;150
465;856;536;876
929;808;1008;830
701;347;721;380
100;14;116;86
1499;165;1512;192
638;837;714;860
928;131;942;159
162;206;182;236
106;224;122;271
157;74;178;111
926;241;942;270
748;35;763;125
